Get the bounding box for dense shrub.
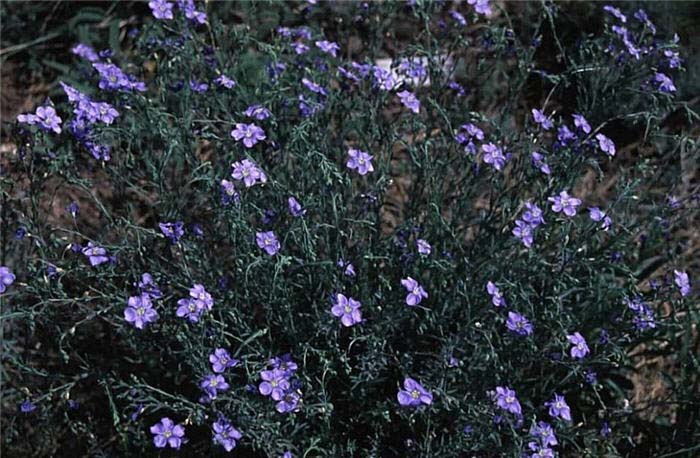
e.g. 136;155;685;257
2;1;698;457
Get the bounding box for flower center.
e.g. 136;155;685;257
271;380;278;387
344;306;352;313
137;307;145;316
188;303;196;312
506;396;514;404
164;430;172;438
411;390;420;399
210;379;218;386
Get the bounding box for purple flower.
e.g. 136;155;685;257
137;273;162;299
546;393;572;421
531;151;551;175
209;348;239;373
176;298;202;322
159;221;185;243
301;78;328;96
0;266;16;295
259;369;290;400
338;259;356;277
269;354;298;375
19;400;36;413
512;220;534;248
450;11;467;26
276;390;301;413
17;105;62;134
468;0;491;15
486;281;506;307
186;284;211;311
82;242;109;266
71;43;99;62
532;109;553;130
244;105;271;120
201;374;230;399
663;50;681;69
573;114;591;134
401;276;428;306
567;332;590;359
346;148;374;175
399;58;428;80
179;0;206;24
231;123;266;148
220;179;240;205
189;79;208;93
150;417;186;449
589;207;612;231
416;239;431;255
521;203;543;227
674;270;691;297
654;72;677;93
231;159;267;187
530;421;558;446
528;442;555;458
557;125;576;145
635;9;656;34
288;197;306;217
282;452;293;458
494;386;521;415
291;41;309;55
124;294;158;329
600;422;611;438
548;190;582;217
373;66;396;91
506;311;533;336
256;231;280;256
603;5;627;22
482;143;507;171
149;0;174;19
212;418;242;452
93;62;145;92
596;133;616;156
315;40;340;57
331;293;362;327
214;75;236;89
397;90;420;114
397;377;433;407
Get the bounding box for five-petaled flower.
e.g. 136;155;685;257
210;348;239;373
548;191;582;217
346;148;374;175
331;293;362;327
494;386;522;415
256;231;280;256
506;311;534;336
231;123;266;148
150;417;186;449
397;377;433;407
397;90;420;114
212;418;242;452
82;242;110;266
596;133;616;156
401;277;428;306
545;393;572;421
0;266;16;295
674;270;691;297
124;294;158;329
231;159;267;187
567;332;590;359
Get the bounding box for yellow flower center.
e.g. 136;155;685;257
344;306;352;313
164;431;172;438
411;390;420;399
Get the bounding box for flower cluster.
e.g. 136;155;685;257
259;354;302;414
